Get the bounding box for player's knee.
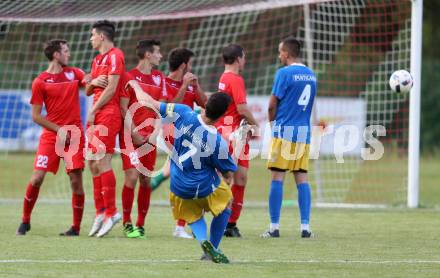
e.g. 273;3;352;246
96;157;112;173
139;176;150;188
234;172;247;186
69;171;84;194
30;172;45;187
293;171;308;184
124;171;138;188
88;161;99;176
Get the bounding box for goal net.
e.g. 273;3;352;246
0;0;414;207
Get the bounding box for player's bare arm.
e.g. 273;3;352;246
236;103;259;127
194;77;208;108
127;80;161;112
268;95;279;125
85;75;108;96
87;74;119;124
31;104;60;133
31;104;71;144
120;96;147;146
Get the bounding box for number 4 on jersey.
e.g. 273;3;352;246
298;84;311;111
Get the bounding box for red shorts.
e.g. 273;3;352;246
229;141;250;169
34;129;85;174
87;112;121;154
119;128;156;172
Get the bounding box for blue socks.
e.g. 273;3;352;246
210;208;231;249
190;209;232;249
269;180;283;224
189;217;207;242
297;183;311;225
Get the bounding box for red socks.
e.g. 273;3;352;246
101;170;117;217
72;193;84;232
92;176;104;215
122;185;135;224
22;183;41;223
229;184;245;224
136;185;152;227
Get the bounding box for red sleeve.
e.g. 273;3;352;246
108;51;125;75
73;67;86;87
230;76;247;105
30;78;44;105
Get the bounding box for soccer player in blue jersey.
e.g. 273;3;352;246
261;36;317;239
126;79;236;263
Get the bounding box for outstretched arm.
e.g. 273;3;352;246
126;80;161;111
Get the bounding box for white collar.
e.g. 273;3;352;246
197;114;217;134
289;62;306;67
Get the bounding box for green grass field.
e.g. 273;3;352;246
1;205;440;277
1;153;440;277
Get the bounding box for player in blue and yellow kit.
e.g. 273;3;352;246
126;79;236;263
262;36;317;239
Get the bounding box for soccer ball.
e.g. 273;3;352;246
389;70;413;93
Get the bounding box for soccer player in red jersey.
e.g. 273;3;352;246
150;48;208;238
16;39;86;236
119;39;168;238
215;44;258;237
86;20;125;237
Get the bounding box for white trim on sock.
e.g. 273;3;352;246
270;223;279;231
301;224;310;231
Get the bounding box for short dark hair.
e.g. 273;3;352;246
92;20;116;42
168;48;195;72
136;39;161;59
43;39;67;60
222;44;244;65
205;92;232;121
281;36;301;58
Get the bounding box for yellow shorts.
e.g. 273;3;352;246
267;138;310;172
169;181;232;224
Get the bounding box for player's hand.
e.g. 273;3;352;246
183;72;196;87
87;111;96;125
56;127;71;146
91;75;108;88
248;124;260;140
83;73;92;84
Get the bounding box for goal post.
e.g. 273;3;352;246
0;0;421;208
408;0;423;208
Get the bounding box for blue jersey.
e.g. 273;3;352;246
159;103;237;199
272;63;317;143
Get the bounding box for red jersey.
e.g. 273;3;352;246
214;72;247;132
122;68;167;133
165;77;204;109
90;47;125;115
30;67;85;129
